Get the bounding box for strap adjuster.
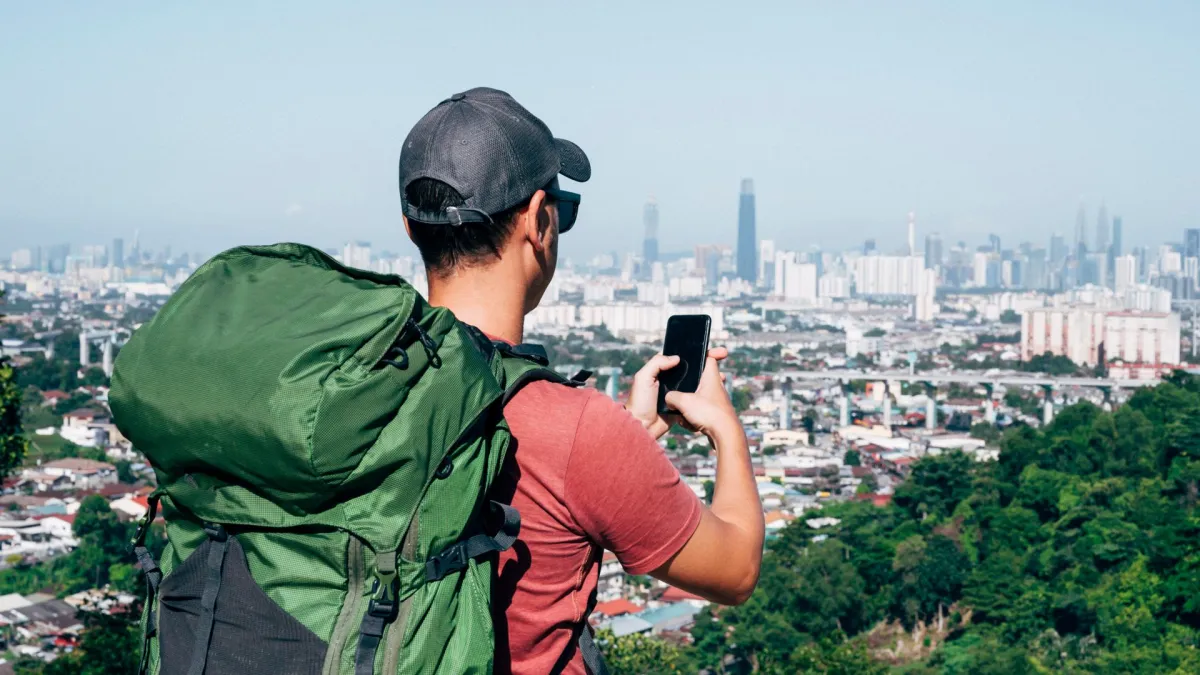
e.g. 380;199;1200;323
425;543;469;582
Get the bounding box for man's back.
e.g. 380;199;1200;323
492;381;702;674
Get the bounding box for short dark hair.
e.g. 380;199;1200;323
404;178;522;273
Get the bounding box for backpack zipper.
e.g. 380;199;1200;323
321;535;365;675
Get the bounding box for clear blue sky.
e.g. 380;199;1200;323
2;1;1198;261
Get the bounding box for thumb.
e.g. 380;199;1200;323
637;354;680;382
664;390;692;412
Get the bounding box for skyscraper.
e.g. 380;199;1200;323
1186;228;1200;260
1050;234;1067;266
988;234;1002;253
924;233;943;270
1075;204;1088;258
642;198;658;265
1096;203;1110;256
111;237;124;269
736;179;757;283
1111;217;1123;257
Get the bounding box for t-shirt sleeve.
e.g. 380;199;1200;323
563;392;703;575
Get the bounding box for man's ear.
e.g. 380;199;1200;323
522;189;549;253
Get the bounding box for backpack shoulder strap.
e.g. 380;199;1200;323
459;323;591;405
460;324;607;674
495;343;591;405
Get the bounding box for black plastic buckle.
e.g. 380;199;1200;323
365;577;398;622
425;544;469;581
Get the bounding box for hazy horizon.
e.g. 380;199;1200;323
3;2;1199;260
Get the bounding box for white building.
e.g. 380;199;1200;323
852;255;924;296
341;242;372;271
818;273;851;299
913;268;939;322
973;252;990;287
775;253;817;304
1114;255;1137;293
1022;307;1180;374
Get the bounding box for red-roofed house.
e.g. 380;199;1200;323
592;599;644;619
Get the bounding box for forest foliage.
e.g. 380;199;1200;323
604;371;1200;673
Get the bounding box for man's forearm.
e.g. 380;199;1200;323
709;425;765;594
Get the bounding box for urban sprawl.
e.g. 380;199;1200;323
1;181;1198;670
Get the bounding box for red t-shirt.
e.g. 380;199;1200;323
491;380;703;674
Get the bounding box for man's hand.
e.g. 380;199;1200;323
626;348;729;440
663;348;738;442
625;354;681;439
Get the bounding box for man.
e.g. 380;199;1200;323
398;87;764;674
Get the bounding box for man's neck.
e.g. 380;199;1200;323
425;270;526;344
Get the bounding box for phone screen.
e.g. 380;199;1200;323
657;314;712;414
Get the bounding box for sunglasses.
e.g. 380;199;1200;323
544;186;581;234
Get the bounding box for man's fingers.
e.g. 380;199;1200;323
635;354;680;382
707;347;729;361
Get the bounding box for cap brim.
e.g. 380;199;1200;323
555;138;591;183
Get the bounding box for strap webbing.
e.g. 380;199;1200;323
133;495;161;675
186;523;229;675
493;341;550;366
354;552;398;675
425;502;520;582
579;624;610;675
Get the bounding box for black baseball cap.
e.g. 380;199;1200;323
399;87;590;227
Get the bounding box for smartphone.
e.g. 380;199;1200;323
657;314;712;415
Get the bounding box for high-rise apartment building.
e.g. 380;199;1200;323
111;238;125;269
736;179;756;283
1024;249;1048;290
47;244;69;274
1115;255;1137;293
924;233;943;270
1022;307;1180;372
342;241;372;270
988;234;1002;253
852;255;924;296
758;240;776;290
642;198;658;265
10;249;33;271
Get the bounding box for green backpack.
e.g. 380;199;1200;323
109;243;605;675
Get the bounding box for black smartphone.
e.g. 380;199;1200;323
657;314;712;415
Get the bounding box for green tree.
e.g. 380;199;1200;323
595;629;692;674
115;459;138;484
893;450;974;520
999;309;1022;324
844;449;861;466
0;290;28;479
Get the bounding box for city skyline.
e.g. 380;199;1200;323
3;3;1200;258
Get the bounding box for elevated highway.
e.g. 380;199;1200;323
777;370;1154;389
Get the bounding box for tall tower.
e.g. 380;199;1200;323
736;179;757;283
642;198;659;265
907;211;916;256
1111;217;1123;257
1074;204;1088;258
1096;203;1110;255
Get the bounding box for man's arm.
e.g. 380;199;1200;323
645;352;764;605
